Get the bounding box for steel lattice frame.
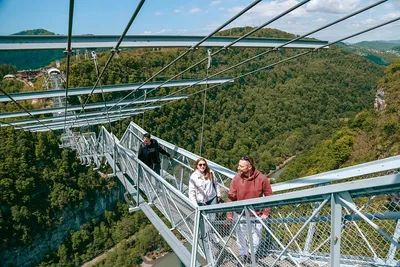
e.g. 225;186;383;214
69;121;400;267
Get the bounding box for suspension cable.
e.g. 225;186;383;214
114;0;311;113
7;0;388;132
161;16;400;108
63;0;75;132
144;0;389;108
0;87;54;132
199;49;212;156
72;0;146;127
92;52;115;134
106;0;263;113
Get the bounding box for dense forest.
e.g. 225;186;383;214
280;58;400;181
37;202;170;267
0;27;398;266
0;125;111;248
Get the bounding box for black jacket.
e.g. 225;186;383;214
138;139;170;167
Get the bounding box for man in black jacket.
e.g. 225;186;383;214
138;133;171;175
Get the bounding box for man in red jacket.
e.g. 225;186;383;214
227;155;273;264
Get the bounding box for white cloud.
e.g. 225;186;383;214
361;18;377;25
144;31;152;34
189;7;201;14
229;0;308;20
382;3;393;10
210;0;221;6
219;7;225;11
174;9;180;13
384;12;400;20
306;0;360;14
157;29;172;34
316;18;326;22
155;11;162;16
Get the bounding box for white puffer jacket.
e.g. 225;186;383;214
188;170;220;205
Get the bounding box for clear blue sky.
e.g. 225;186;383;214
0;0;399;43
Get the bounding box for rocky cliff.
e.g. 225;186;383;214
0;184;125;267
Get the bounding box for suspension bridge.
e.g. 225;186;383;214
59;122;400;267
1;0;399;266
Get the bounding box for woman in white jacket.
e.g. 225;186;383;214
189;158;221;243
188;158;221;206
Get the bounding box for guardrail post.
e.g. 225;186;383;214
199;212;213;265
136;165;140;205
386;219;400;265
190;208;201;267
330;193;342;267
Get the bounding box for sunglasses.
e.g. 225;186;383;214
241;155;254;166
198;163;207;167
241;155;250;161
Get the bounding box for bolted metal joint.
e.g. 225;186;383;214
111;47;121;55
63;49;73;56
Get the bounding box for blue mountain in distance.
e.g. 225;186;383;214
351;40;400;51
377;40;400;44
0;29;64;70
338;40;400;66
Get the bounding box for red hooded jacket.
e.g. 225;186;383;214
227;169;273;218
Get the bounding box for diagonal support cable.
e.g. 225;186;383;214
0;87;54;132
152;0;389;108
161;15;400;108
115;0;311;112
107;0;263;112
72;0;146;127
63;0;75;132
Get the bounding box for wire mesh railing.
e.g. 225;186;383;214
197;173;400;267
69;121;400;266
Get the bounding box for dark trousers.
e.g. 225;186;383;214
152;162;161;175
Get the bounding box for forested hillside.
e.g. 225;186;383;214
0;27;392;266
280;58;400;181
0;125;111;249
49;27;384;174
352;40;400;51
0;73;117;265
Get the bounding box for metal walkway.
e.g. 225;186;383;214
64;122;400;267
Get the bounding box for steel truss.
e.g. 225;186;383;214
0;35;328;51
0;78;231;103
65;121;400;267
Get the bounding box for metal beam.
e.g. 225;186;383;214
28;116;133;132
140;203;200;267
0;96;186;119
104;153;146;205
20;113;135;130
2;106;160;127
0;35;329;51
0;78;231;103
273;155;400;192
199;173;400;214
